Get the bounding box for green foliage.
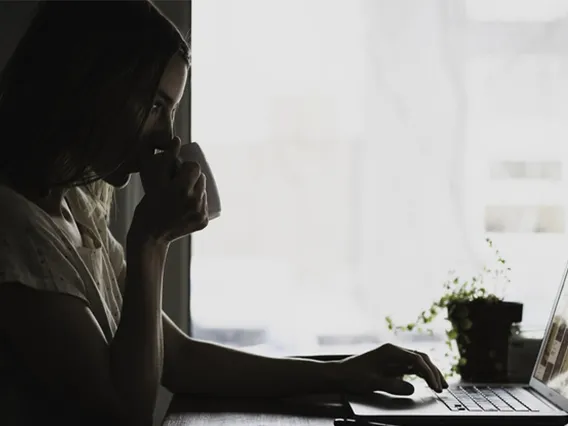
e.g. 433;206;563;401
385;238;511;377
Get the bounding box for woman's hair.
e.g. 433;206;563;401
0;0;190;220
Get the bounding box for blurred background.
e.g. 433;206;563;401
190;0;568;366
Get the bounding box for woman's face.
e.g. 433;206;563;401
101;53;189;188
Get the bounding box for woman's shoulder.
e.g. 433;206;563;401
0;185;74;261
0;184;51;231
0;185;91;308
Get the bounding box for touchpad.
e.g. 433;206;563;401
350;389;437;410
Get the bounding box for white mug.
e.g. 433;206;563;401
178;142;221;220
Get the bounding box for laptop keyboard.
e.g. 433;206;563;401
437;386;540;412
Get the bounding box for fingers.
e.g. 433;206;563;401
402;351;444;393
382;344;443;393
407;352;441;392
202;183;209;216
174;161;203;192
194;172;207;202
193;173;208;216
188;189;209;232
171;136;182;155
415;351;448;390
174;162;209;230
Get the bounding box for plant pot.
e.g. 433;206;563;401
447;299;523;383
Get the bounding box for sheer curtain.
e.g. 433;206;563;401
191;0;568;360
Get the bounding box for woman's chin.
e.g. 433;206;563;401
102;171;132;189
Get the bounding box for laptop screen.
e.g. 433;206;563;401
533;270;568;397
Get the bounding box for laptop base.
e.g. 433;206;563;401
346;384;568;425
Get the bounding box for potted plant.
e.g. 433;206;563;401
385;238;523;382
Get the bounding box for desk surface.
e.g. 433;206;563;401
163;393;347;425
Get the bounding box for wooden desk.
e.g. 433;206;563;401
163;392;568;426
163;393;348;425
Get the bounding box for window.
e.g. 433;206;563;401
190;0;568;365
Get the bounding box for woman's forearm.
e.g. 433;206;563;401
109;235;167;424
167;337;343;398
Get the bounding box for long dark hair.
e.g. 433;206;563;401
0;0;190;219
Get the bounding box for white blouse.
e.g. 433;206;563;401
0;184;127;424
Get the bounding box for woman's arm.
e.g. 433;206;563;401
161;315;343;397
109;233;168;421
161;317;447;397
0;235;167;426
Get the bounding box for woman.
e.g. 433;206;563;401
0;1;447;425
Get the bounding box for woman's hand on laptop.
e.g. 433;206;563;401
337;343;448;395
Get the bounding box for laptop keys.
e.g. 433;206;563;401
497;388;539;412
438;394;469;411
451;388;497;411
476;388;513;411
437;386;536;412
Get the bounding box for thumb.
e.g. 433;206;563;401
375;377;415;396
157;136;182;178
169;136;182;158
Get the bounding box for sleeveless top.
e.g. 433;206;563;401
0;184;126;424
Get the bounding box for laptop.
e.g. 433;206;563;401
345;261;568;425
